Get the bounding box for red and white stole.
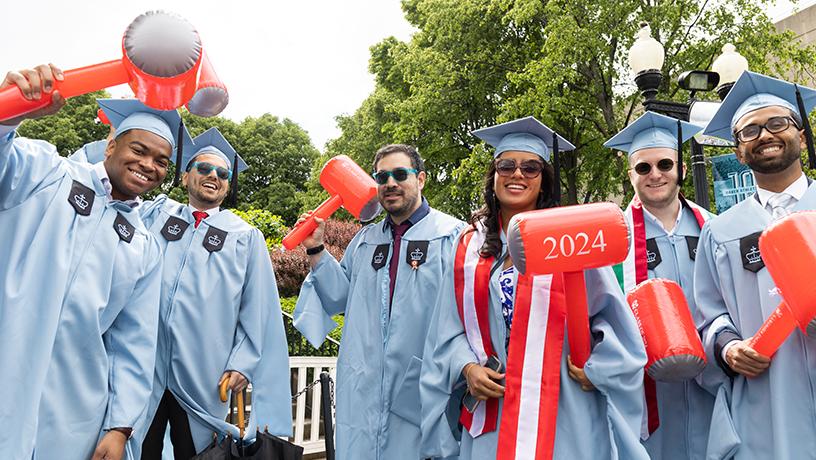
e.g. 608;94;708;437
455;224;567;459
620;195;709;438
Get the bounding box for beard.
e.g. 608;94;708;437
744;141;801;174
380;186;419;219
189;185;227;208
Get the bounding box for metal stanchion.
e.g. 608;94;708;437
320;372;335;460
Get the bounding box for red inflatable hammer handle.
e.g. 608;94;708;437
0;60;129;121
282;195;344;251
563;272;591;366
749;302;797;358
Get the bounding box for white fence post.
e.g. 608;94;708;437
289;356;338;455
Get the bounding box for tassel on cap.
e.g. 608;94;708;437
552;132;561;204
795;84;816;169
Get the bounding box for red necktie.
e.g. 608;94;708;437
388;222;411;308
193;210;208;228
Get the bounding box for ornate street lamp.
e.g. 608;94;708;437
629;23;665;102
712;43;750;100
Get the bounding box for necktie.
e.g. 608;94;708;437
193;210;209;228
767;193;794;220
388;222;411;308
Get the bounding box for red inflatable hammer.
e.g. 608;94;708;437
750;211;816;356
282;155;382;250
627;279;706;381
507;202;630;367
0;11;222;121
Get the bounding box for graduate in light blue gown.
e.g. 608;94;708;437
129;128;291;458
293;144;464;460
605;112;715;460
420;117;648;460
0;65;188;460
694;71;816;459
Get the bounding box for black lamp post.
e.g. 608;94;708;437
627;25;749;210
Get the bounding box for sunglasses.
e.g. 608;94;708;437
733;116;799;143
189;161;231;181
373;167;418;185
632;158;675;176
495;159;545;179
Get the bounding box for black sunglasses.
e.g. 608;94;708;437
189;161;231;180
733;116;800;143
633;158;675;176
495;159;545;179
372;167;418;185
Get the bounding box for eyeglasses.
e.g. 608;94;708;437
190;161;231;180
632;158;675;176
733;116;799;143
373;167;418;185
495;159;545;179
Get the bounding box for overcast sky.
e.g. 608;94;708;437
0;0;415;150
1;1;811;151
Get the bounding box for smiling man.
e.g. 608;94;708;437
0;65;190;460
133;127;291;459
695;72;816;459
293;144;464;459
605;112;714;460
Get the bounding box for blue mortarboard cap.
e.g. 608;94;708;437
471;116;576;162
186;127;248;173
604;112;703;155
703;71;816;142
96;99;194;153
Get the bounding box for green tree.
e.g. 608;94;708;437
17;91;111;156
14;95;319;222
327;0;816;216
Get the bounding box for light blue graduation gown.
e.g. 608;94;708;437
293;209;464;460
694;183;816;459
634;206;715;460
420;235;649;460
0;131;163;460
69;139;108;164
130;195;291;455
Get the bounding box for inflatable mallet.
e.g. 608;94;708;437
507;202;630;367
0;10;204;121
749;211;816;356
282;155;382;250
185;50;229;117
627;279;706;381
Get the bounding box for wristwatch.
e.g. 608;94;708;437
306;244;325;255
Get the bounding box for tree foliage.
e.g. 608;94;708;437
17;91;111;156
17;93;319;224
326;0;816;216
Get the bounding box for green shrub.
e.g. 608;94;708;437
234;208;288;250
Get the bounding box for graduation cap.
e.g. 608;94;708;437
703;71;816;168
97;98;195;186
185;127;248;207
604;111;703;185
472;116;576;203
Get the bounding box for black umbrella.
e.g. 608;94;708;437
193;381;303;460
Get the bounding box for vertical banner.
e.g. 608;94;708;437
710;153;755;214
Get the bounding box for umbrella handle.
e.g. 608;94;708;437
219;378;229;402
237;390;246;439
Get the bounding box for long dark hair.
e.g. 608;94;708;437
469;158;557;258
